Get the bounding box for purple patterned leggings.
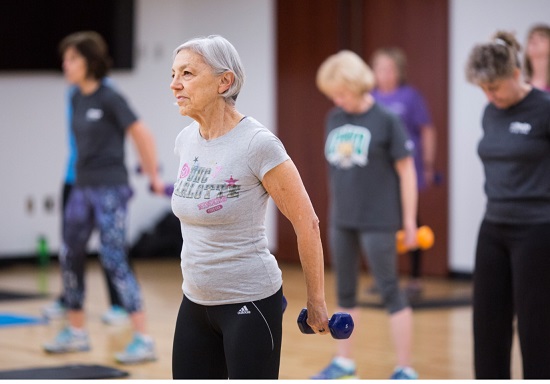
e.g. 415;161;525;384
60;185;142;312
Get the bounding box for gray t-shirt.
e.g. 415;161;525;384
171;117;289;305
325;103;413;231
71;84;137;186
478;88;550;223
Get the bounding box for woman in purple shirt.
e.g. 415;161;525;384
524;24;550;92
371;47;437;295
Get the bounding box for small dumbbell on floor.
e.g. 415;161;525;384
297;308;354;339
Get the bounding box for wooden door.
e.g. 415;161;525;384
276;0;449;276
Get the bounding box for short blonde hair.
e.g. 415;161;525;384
316;50;375;96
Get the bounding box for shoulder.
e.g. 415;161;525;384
326;107;347;125
371;103;397;120
98;84;127;103
399;85;426;102
243;117;282;147
243;117;274;136
328;107;344;118
530;88;550;104
175;121;198;143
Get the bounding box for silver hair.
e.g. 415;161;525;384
173;35;245;105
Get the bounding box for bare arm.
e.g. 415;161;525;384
127;121;164;194
395;156;418;248
421;124;437;187
262;159;329;335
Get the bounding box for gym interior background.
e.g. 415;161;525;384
0;0;547;275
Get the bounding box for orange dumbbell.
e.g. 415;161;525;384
396;225;434;254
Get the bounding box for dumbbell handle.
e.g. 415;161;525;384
297;308;354;339
150;184;174;197
396;225;434;254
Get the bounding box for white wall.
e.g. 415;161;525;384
0;0;274;257
2;0;548;272
449;0;550;272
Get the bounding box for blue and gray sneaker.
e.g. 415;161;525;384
43;327;90;353
42;300;66;320
390;366;418;379
101;305;129;325
115;333;157;364
311;358;358;379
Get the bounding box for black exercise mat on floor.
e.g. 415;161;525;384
0;364;129;379
0;289;47;301
359;295;472;310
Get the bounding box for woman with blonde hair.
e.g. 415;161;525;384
312;50;418;380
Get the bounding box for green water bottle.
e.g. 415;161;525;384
37;235;49;294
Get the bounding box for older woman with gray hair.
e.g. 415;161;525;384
169;35;329;379
466;30;550;379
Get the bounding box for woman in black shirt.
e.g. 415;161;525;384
466;30;550;379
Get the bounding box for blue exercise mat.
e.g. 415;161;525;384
0;312;47;328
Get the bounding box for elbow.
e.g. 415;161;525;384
310;214;321;235
293;212;321;237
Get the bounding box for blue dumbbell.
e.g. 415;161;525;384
282;295;287;314
297;308;354;339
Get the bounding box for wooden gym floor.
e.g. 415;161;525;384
0;257;523;380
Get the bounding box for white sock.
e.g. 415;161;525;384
395;366;417;375
334;356;356;370
69;326;87;336
135;333;152;342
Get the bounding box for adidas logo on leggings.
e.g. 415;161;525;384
237;305;251;315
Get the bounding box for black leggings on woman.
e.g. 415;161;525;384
474;220;550;379
172;288;283;379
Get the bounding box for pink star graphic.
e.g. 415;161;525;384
225;176;238;186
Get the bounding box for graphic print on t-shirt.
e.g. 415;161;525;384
174;157;241;214
325;124;371;169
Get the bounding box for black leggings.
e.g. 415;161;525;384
172;288;283;379
474;220;550;379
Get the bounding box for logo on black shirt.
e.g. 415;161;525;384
86;108;104;121
509;122;531;135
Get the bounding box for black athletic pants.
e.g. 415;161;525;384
172;288;283;379
474;220;550;379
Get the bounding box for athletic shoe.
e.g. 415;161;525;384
43;327;90;353
311;358;358;379
115;334;157;364
42;300;66;319
101;305;129;325
390;366;418;379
